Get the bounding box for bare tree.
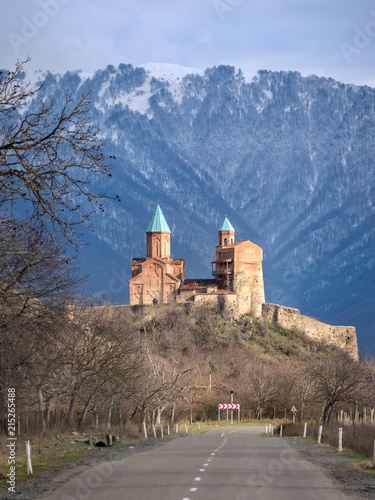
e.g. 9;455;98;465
0;58;117;244
309;349;368;423
243;360;280;420
0;59;118;422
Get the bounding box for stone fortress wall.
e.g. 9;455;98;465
262;303;358;359
177;294;358;359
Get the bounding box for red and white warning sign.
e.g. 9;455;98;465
290;405;297;412
219;404;240;409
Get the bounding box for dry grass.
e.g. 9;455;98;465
281;422;375;462
0;433;94;486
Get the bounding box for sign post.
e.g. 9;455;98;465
218;404;240;423
290;405;297;424
231;389;234;425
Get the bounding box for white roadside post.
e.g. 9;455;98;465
373;440;375;467
26;440;33;474
265;424;268;434
167;424;170;436
161;427;164;438
271;425;274;436
280;425;283;437
338;427;343;452
317;425;323;444
303;422;307;438
185;424;188;433
198;422;200;430
143;422;148;439
176;423;178;434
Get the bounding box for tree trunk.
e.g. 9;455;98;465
323;403;335;424
156;406;162;425
67;395;77;426
56;392;61;428
170;403;176;425
79;393;94;430
118;404;123;435
37;387;46;432
106;396;114;432
93;409;99;431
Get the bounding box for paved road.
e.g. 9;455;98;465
40;426;359;500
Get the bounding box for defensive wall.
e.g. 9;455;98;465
262;303;359;360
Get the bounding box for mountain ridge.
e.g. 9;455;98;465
17;62;375;354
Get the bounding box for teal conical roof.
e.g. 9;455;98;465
146;205;171;233
219;217;235;232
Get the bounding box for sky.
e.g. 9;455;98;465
2;0;375;86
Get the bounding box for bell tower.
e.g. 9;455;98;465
218;217;235;246
146;204;171;259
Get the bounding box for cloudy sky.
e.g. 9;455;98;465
2;0;375;86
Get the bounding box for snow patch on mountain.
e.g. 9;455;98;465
139;62;204;83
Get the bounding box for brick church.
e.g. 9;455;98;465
129;205;265;317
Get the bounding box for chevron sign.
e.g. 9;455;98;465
219;404;240;409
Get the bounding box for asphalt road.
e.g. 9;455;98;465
40;426;359;500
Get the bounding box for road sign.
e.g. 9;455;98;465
219;404;240;409
290;405;297;412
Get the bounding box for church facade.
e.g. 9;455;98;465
129;205;265;317
129;205;185;305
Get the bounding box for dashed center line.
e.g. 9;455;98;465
184;435;231;499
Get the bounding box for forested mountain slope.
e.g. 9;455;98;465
19;63;375;353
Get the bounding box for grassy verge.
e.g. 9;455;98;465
0;434;95;487
279;422;375;474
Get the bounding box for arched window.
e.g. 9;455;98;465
224;238;228;246
230;238;234;244
153;298;158;304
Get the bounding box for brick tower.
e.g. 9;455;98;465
129;205;185;305
146;204;171;259
212;217;265;317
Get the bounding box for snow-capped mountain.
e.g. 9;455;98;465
20;63;375;354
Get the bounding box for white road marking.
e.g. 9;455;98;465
195;477;201;481
211;453;215;456
221;432;225;437
199;468;205;472
190;488;197;492
204;463;208;466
